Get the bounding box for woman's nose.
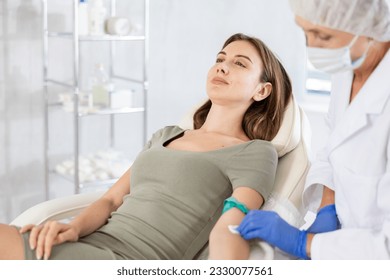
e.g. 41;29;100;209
217;63;228;74
305;33;320;48
306;36;315;47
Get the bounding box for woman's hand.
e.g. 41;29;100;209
19;221;80;260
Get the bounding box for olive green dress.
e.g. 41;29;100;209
21;126;277;259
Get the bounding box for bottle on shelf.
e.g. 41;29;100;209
90;63;114;108
88;0;107;35
78;0;89;36
105;17;131;36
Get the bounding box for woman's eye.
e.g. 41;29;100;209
235;61;246;67
216;58;223;63
317;33;332;41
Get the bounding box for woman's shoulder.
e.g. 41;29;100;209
151;125;184;141
239;139;278;159
226;140;278;178
248;139;276;150
160;125;184;136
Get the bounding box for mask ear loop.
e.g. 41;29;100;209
350;36;373;66
347;35;359;48
361;38;374;55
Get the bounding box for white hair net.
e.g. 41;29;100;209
289;0;390;42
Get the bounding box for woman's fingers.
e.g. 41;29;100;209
42;224;59;260
35;223;51;260
33;221;60;260
20;223;40;249
42;222;78;260
56;227;78;243
19;224;35;234
28;224;44;251
22;221;77;260
42;223;72;260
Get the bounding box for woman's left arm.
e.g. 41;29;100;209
208;187;264;260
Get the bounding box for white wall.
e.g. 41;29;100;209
0;0;44;223
0;0;325;223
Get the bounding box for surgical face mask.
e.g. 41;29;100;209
307;35;371;74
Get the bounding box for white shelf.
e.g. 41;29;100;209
48;32;145;42
78;107;145;117
49;105;145;116
52;171;118;189
43;0;149;197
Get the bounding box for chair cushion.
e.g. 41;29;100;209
271;96;301;157
178;96;301;157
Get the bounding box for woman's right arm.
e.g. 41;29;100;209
70;167;132;237
20;167;132;260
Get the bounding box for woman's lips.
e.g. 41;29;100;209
211;77;229;85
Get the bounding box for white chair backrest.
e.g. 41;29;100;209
271;96;301;157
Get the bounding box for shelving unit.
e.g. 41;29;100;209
42;0;149;199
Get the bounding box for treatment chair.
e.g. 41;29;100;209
11;96;311;260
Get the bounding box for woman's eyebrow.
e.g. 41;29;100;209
305;28;329;36
236;55;252;63
217;51;227;56
217;51;253;63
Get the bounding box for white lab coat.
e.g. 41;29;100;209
303;49;390;259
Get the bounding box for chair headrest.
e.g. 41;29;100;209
271;96;301;157
178;96;301;157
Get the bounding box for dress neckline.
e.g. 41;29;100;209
161;126;261;154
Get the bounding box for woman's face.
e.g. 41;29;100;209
295;16;370;61
206;40;265;107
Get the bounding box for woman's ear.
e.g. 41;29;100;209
253;82;272;101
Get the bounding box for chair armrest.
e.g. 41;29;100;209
10;191;105;227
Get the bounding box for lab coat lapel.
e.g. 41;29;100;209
328;50;390;152
328;99;368;153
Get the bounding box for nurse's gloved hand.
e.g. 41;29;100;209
307;204;340;234
237;210;309;260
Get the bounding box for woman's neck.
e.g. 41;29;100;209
351;42;389;102
198;103;250;141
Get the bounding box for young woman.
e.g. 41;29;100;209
0;33;292;260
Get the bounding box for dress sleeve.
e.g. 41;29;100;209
226;141;278;201
140;126;183;152
140;128;164;152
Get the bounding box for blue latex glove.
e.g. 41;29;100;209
307;204;340;234
237;210;309;259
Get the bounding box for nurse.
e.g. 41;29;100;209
237;0;390;259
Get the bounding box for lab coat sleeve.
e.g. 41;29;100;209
311;136;390;259
302;102;335;212
311;225;390;259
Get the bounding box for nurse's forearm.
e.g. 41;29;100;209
319;186;335;209
306;233;314;259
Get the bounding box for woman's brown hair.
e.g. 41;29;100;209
193;33;292;141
